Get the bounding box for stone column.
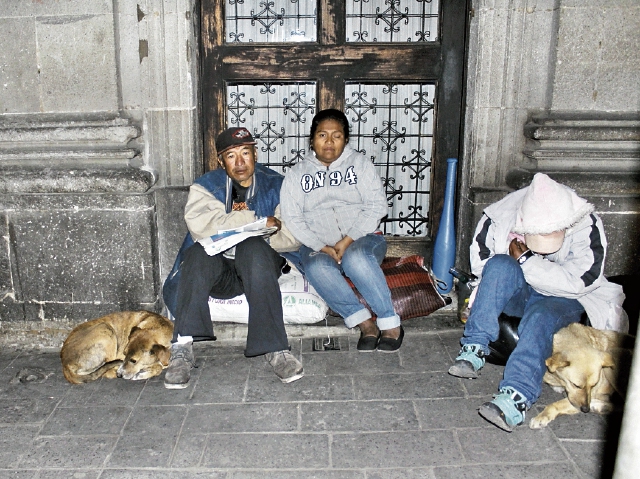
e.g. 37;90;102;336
458;0;560;269
458;0;640;276
114;0;199;286
115;0;202;187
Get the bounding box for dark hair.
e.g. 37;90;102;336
309;109;350;144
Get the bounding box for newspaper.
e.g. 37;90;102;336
197;218;277;257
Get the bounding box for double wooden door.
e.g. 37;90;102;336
201;0;468;237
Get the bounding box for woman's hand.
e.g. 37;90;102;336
321;245;341;263
334;236;354;261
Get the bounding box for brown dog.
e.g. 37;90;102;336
530;322;633;429
61;311;174;384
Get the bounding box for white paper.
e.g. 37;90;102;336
197;218;277;257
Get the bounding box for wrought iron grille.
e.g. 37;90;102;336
225;0;317;43
345;83;435;236
225;82;435;236
346;0;439;43
226;82;316;174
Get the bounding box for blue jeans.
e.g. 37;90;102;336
462;254;585;406
300;234;400;331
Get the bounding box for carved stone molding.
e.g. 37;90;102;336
523;113;640;174
0;114;154;193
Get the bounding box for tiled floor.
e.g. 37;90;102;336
0;316;622;478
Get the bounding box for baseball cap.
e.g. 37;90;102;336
215;127;256;155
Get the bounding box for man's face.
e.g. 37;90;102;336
218;144;256;187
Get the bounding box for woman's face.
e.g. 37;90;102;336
311;119;347;166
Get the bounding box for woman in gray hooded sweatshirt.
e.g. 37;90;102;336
280;109;403;352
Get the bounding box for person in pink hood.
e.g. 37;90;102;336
448;173;627;432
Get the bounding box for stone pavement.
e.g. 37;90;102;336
0;314;622;479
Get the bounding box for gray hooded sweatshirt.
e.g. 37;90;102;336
280;145;388;252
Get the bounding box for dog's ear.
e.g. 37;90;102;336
128;326;140;338
546;353;570;372
152;344;171;366
601;352;616;369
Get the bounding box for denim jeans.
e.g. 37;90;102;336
300;233;400;331
462;254;585;406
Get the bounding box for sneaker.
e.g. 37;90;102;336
448;343;485;378
478;386;528;432
164;342;196;389
265;350;304;384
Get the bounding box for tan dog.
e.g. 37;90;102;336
61;311;174;384
530;322;633;429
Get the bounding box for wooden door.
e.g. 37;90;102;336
201;0;468;238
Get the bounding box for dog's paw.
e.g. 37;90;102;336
529;414;551;429
590;399;615;415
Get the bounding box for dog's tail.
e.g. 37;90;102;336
64;360;124;384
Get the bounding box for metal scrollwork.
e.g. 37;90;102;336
225;0;317;43
347;0;439;43
227;81;435;236
346;82;436;236
227;83;316;173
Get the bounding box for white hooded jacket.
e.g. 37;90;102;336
470;183;628;333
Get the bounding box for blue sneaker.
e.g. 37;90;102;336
448;344;485;378
479;386;528;432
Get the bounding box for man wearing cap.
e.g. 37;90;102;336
448;173;627;432
162;127;304;388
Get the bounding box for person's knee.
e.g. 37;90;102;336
235;237;281;274
482;254;521;279
235;236;270;256
340;247;364;271
341;250;375;278
485;254;516;269
341;236;381;269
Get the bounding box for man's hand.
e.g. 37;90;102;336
334;236;354;261
266;216;281;231
321;245;341;263
508;238;529;259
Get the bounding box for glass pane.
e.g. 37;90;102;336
225;0;317;43
226;82;317;173
345;82;436;236
346;0;439;43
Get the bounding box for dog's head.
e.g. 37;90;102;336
116;327;171;380
546;348;615;413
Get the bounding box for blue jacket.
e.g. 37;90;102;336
162;164;301;317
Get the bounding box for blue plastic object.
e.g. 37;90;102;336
432;158;458;294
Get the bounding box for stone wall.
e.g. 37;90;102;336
0;1;197;346
458;0;640;277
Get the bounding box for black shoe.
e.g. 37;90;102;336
377;326;404;352
357;331;381;352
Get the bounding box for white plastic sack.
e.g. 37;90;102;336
208;268;328;324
